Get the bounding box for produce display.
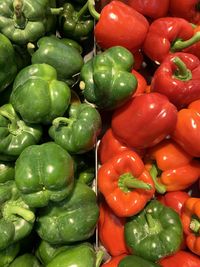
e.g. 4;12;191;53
0;0;200;266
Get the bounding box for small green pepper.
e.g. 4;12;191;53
118;255;161;267
0;243;20;267
9;253;41;267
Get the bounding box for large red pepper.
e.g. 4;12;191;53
98;200;129;256
159;250;200;267
172;99;200;157
98;150;155;217
151;52;200;109
181;198;200;256
131;69;147;97
169;0;200;24
111;92;178;149
89;0;149;53
143;17;200;63
184;25;200;59
145;139;200;191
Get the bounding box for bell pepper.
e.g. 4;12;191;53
46;243;103;267
58;1;94;41
49;103;101;154
15;142;74;208
0;181;35;250
111;92;178;149
127;0;169;19
143;17;200;63
169;0;200;24
0;33;17;92
151;52;200;109
36;181;99;244
181;197;200;256
80;46;137;110
98;199;129;256
172;99;200;157
124;200;183;262
10;63;71;124
88;0;149;53
131;69;147;97
183;25;200;59
98;150;155;217
0;243;20;267
118;254;161;267
0;103;42;160
0;0;63;45
159;250;200;267
0;161;15;183
28;35;84;86
9;253;41;267
145;139;200;191
101;254;127;267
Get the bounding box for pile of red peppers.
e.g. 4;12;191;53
88;0;200;266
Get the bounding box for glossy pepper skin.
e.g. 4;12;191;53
29;35;84;85
0;243;20;267
9;253;41;267
0;0;62;45
111;93;178;149
49;103;102;154
159;250;200;267
0;33;17;92
131;69;147;97
10;63;71;124
15;142;74;208
146;139;200;191
36;181;99;244
0;104;42;160
151;53;200;109
143;17;198;63
0;161;15;183
98;150;155;217
181;198;200;256
118;255;161;267
80;46;137;110
124;200;183;262
92;1;149;53
172;99;200;157
58;2;94;41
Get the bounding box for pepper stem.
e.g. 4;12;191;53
27;42;35;56
190;218;200;233
171;32;200;52
0;110;16;124
52;117;73;128
118;173;152;193
88;0;100;20
49;7;64;15
13;0;26;29
149;165;166;194
76;1;89;20
7;205;35;223
95;250;104;267
173;57;192;81
145;210;163;234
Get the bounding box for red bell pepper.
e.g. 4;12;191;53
98;200;129;256
151;52;200;109
101;254;127;267
169;0;200;24
145;139;200;191
127;0;170;20
131;69;147;97
184;25;200;59
143;17;200;63
159;250;200;267
181;198;200;256
111;92;178;149
172;99;200;157
98;150;155;217
88;0;149;53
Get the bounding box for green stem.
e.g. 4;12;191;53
27;42;35;56
0;110;16;124
49;7;64;15
190;218;200;233
118;173;152;193
88;0;100;20
96;250;104;267
76;1;89;20
13;0;26;29
145;210;163;235
7;206;35;223
171;32;200;52
52;117;73;128
172;57;192;81
149;165;166;194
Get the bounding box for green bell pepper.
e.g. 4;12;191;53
10;63;71;124
80;46;137;110
49;103;101;154
118;255;161;267
60;38;83;54
0;243;20;267
58;1;94;41
29;35;84;85
0;104;42;160
0;0;63;45
0;161;14;183
0;182;35;250
124;200;183;262
9;253;41;267
15;142;74;208
0;33;17;92
36;181;99;244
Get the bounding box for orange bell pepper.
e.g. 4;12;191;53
181;197;200;256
